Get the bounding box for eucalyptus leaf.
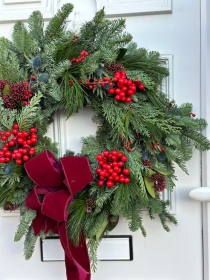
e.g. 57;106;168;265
144;176;155;198
96;217;109;241
153;167;172;176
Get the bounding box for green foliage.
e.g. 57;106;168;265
45;3;74;44
0;38;20;83
14;208;36;242
16;92;43;131
24;225;38;259
28;11;44;49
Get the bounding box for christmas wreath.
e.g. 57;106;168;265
0;3;209;279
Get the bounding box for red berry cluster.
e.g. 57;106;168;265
96;150;131;188
70;50;89;63
108;71;137;103
0;80;33;109
133;79;145;91
87;77;112;90
151;141;165;151
73;34;78;43
0;124;37;165
123;139;133;152
87;71;145;103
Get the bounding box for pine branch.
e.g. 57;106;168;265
16;92;42;131
14;208;36;241
44;3;74;44
28;11;44;49
24;225;38;260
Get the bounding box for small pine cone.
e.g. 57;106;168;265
0;80;9;93
3;96;16;110
150;173;166;192
104;62;125;73
85;195;96;213
4;201;19;211
142;160;152;169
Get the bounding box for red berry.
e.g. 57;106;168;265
5;131;11;137
103;150;110;157
8;141;15;147
23;155;29;161
13;124;19;129
124;177;130;184
31;75;36;80
112;172;118;178
16;159;22;165
2;147;8;152
30;127;37;133
98;180;104;187
96;168;102;174
23;132;29;137
12;129;18;134
117;161;124;167
106;181;114;188
192;113;196;117
119;177;125;183
5;157;10;163
15;152;22;159
30;138;37;144
123;168;130;175
125;97;132;103
113;176;119;181
117;152;123;158
17;138;24;144
1;136;7;141
0;151;4;156
115;95;121;101
161;147;165;152
96;154;103;161
139;84;145;90
0;157;6;163
5;151;11;157
121;155;127;162
108;88;115;94
17;132;23;138
108;176;113;181
89;85;93;90
29;150;35;156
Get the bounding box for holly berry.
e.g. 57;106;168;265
123;168;130;175
98;180;104;187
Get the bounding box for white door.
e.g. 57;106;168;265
0;1;205;280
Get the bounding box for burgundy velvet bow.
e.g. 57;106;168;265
24;150;94;280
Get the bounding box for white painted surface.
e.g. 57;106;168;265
190;187;210;202
96;0;172;17
41;237;131;261
0;0;206;279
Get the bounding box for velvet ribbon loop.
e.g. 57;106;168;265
24;150;94;280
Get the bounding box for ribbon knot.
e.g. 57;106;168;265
25;150;94;280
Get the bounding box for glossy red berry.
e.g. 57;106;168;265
123;168;130;175
98;180;104;187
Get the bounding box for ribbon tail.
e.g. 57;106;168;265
59;222;91;280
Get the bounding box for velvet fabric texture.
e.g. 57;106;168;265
24;150;94;280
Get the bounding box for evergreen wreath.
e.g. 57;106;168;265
0;3;210;277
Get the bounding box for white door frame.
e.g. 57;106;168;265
200;1;210;279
